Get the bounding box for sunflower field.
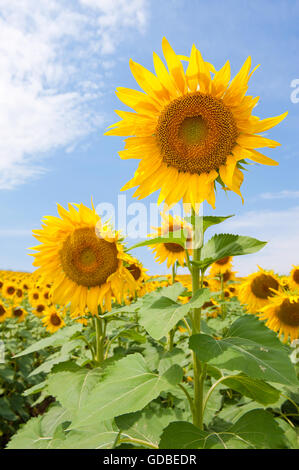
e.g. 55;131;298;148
1;38;298;451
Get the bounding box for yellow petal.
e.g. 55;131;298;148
237;133;281;149
162;37;187;95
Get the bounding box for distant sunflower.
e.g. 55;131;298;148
238;267;280;313
289;266;299;292
259;292;299;343
2;282;16;300
33;303;48;318
10;306;27;322
106;37;287;209
210;256;233;275
210;270;236;291
42;310;66;334
31;202;137;315
0;303;7;323
280;276;290;291
149;213;192;268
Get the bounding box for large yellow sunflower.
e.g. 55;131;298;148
31;202;137;315
259;292;299;343
106;37;287;209
149;213;192;268
238;267;280;313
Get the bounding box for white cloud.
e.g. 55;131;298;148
259;190;299;200
0;0;149;189
213;206;299;276
80;0;148;54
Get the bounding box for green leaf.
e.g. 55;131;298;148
69;353;183;430
14;324;83;357
6;404;71;449
47;364;102;414
216;374;280;405
29;339;83;377
139;287;211;340
129;228;188;251
185;215;234;233
116;403;184;449
193;233;267;270
58;420;119;449
6;416;46;449
0;397;18;421
159;410;286;449
189;315;298;386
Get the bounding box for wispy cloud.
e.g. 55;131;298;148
259;190;299;200
211;206;299;275
0;229;32;237
0;0;149;189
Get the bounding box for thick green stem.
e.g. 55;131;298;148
94;316;104;364
190;207;206;429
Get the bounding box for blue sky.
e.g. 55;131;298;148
0;0;299;276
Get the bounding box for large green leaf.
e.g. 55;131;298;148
189;315;298;386
14;324;82;358
116;404;184;449
193;233;267;270
67;353;183;430
59;420;119;449
210;374;280;406
129;228;188;251
185;215;234;234
139;287;211;340
6;404;71;449
159;409;286;449
47;363;103;414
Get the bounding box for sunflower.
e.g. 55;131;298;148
0;302;8;323
106;37;287;209
289;266;299;292
149;213;192;268
42;309;66;334
209;270;236;292
10;306;27;322
280;276;290;291
210;256;233;275
259;292;299;343
33;302;48;318
31;202;137;315
28;289;41;306
238;267;280;313
2;282;16;300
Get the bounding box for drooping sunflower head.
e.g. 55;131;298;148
107;37;287;209
31;202;137;315
149;213;192;268
289;266;299;292
238;267;280;313
259;292;299;343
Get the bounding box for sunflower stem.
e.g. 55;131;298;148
220;273;226;318
190;206;205;430
94;316;104;364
